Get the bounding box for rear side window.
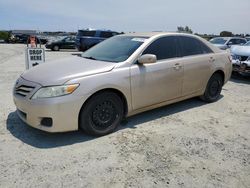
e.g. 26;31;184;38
77;30;96;37
237;39;246;44
199;41;213;54
179;36;212;56
229;39;246;45
143;36;179;60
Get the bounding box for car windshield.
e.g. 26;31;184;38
210;38;227;45
82;36;148;62
244;41;250;46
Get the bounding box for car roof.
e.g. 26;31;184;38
121;32;198;38
78;29;118;33
213;37;246;40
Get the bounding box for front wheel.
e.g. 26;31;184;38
200;73;223;103
52;45;60;51
79;92;124;136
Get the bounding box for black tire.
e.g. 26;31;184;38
79;92;124;136
232;71;239;76
201;73;223;103
52;45;60;51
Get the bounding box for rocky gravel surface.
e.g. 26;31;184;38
0;44;249;188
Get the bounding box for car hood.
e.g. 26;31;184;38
21;56;116;86
230;45;250;56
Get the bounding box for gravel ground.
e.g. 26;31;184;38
0;44;250;188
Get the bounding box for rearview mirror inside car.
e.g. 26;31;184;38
138;54;157;64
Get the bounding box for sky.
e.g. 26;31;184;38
0;0;250;34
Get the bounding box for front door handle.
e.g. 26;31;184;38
173;63;182;70
209;57;215;62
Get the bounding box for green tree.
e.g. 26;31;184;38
177;26;193;34
0;31;10;41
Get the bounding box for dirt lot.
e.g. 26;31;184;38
0;44;249;188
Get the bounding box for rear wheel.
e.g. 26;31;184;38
201;73;223;103
79;92;124;136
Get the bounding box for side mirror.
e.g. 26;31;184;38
227;41;233;46
138;54;157;64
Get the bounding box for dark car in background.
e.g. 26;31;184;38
10;34;47;44
75;29;121;51
45;36;76;51
14;34;30;43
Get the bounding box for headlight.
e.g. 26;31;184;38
32;84;79;99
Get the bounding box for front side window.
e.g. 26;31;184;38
64;37;70;42
228;39;237;45
64;37;74;42
143;36;179;60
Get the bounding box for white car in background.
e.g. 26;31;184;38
231;41;250;74
210;37;247;50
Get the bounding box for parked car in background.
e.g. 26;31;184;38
36;35;48;44
210;37;247;50
75;29;121;51
13;32;232;136
11;34;45;45
245;37;250;41
231;41;250;74
45;36;76;51
14;34;29;43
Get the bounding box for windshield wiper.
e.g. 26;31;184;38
83;56;97;60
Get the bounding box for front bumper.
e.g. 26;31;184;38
13;78;85;132
14;95;83;132
45;44;52;49
232;60;250;73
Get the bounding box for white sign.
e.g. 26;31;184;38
25;48;45;69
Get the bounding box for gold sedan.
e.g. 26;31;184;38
13;32;232;136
